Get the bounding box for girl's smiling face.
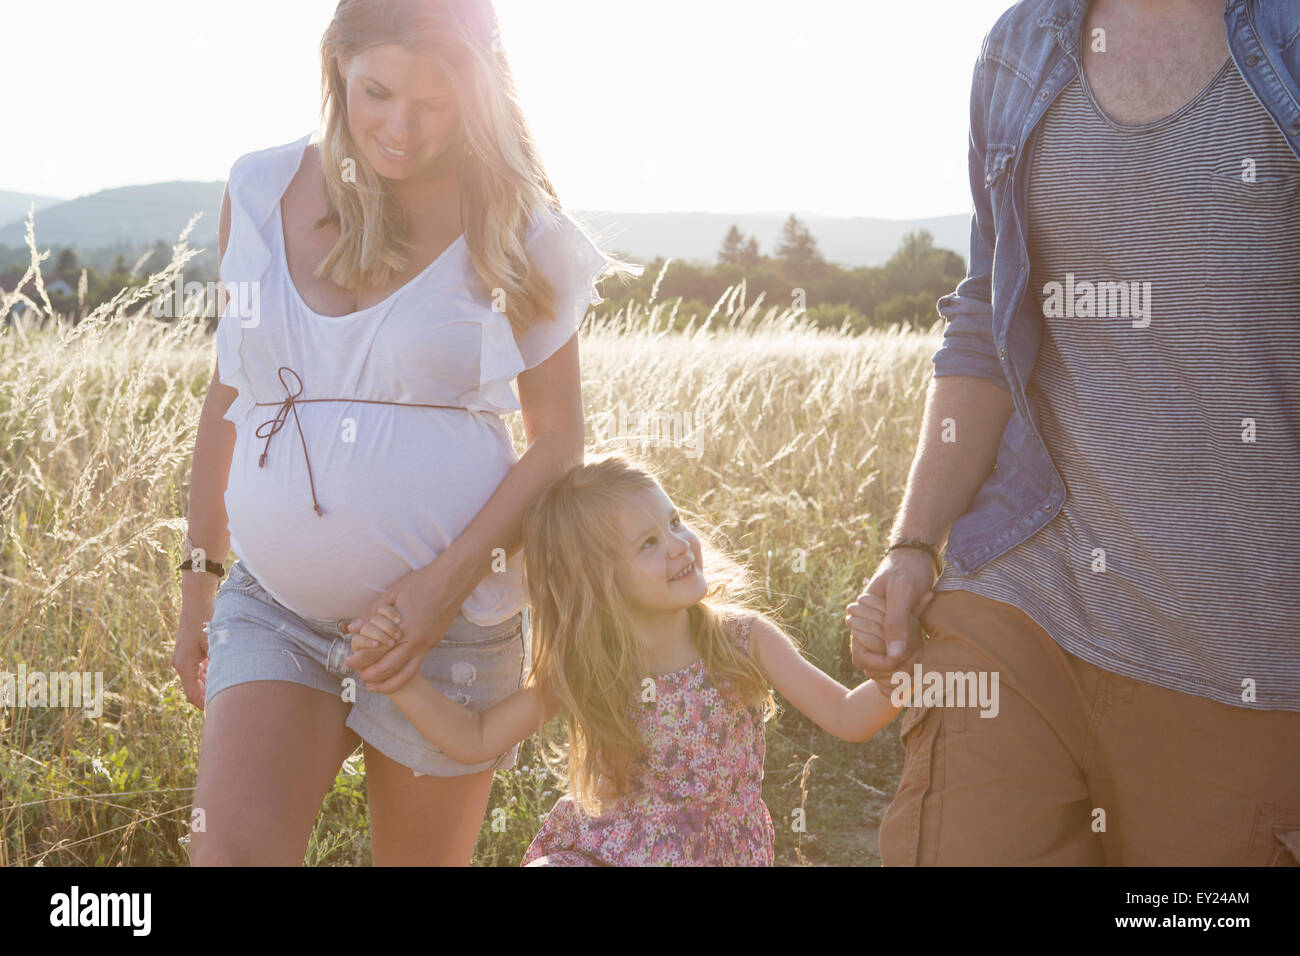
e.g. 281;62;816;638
340;44;464;180
613;486;708;614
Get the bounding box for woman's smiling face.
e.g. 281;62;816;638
340;44;464;180
613;485;708;614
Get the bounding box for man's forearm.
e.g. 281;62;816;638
890;374;1015;550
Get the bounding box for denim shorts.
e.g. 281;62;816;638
203;559;531;777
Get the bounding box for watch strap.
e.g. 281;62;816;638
179;558;226;578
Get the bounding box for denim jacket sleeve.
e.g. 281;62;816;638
932;52;1010;392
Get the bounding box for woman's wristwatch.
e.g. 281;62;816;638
180;533;226;579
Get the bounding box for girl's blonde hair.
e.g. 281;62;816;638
522;452;778;816
316;0;636;339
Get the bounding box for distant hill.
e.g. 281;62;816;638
0;182;225;250
0;180;969;268
0;190;66;231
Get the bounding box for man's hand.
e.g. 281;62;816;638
846;548;937;682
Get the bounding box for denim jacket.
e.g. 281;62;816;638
934;0;1300;574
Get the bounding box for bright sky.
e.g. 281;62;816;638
4;0;1014;218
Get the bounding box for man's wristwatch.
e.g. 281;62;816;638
180;533;226;579
885;538;942;576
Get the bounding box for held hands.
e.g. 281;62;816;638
845;548;937;683
348;604;407;692
349;605;402;653
344;566;460;693
346;604;403;692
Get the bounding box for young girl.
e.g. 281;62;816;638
349;453;901;866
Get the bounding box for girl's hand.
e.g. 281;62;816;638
344;564;463;693
347;604;402;655
845;591;889;663
845;592;909;693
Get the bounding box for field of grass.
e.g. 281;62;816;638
0;222;941;865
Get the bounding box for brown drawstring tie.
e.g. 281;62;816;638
253;365;472;517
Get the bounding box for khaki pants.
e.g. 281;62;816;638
878;589;1300;865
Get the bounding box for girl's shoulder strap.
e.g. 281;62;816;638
728;612;755;655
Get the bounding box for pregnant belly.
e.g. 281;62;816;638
224;404;517;621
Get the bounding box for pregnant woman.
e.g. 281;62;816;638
171;0;634;865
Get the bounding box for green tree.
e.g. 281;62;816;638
881;230;964;299
718;225;762;269
718;225;746;266
775;214;825;280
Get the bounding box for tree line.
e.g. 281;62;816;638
0;242;220;322
600;214;966;333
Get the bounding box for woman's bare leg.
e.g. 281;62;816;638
363;741;495;866
190;681;359;866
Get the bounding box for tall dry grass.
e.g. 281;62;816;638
0;215;941;865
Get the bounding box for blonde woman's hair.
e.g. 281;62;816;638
522;452;778;817
316;0;637;339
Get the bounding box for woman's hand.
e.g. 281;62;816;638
345;564;463;693
172;586;216;710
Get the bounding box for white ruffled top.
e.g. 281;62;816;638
214;133;611;626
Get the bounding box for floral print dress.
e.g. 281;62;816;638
521;614;774;866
